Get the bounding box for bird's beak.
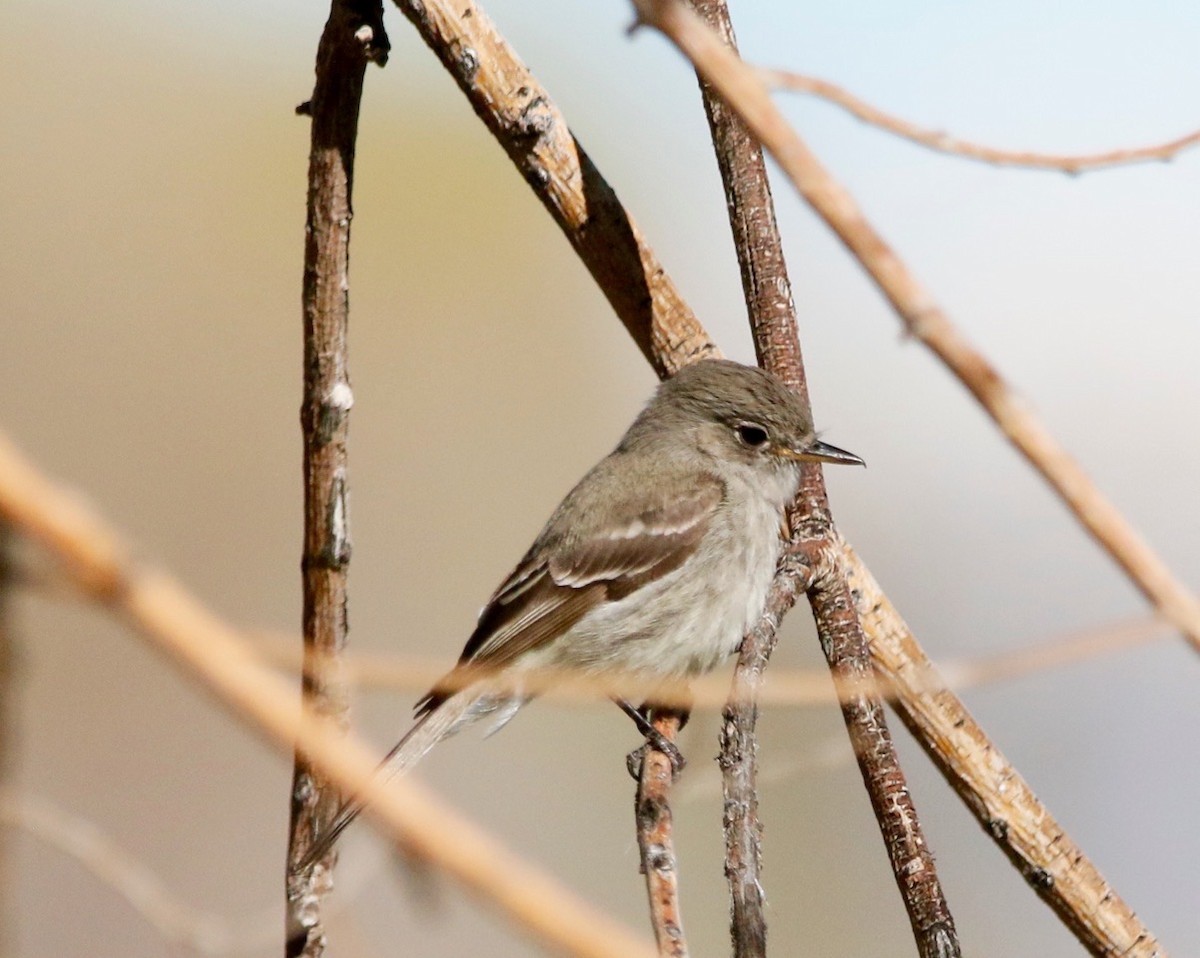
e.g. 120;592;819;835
775;439;865;467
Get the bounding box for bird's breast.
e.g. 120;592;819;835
537;482;785;679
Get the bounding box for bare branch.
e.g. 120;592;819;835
800;535;961;957
629;0;1200;658
288;1;389;955
4;555;1170;706
0;430;657;958
635;712;689;958
0;792;232;954
685;2;959;954
2;789;415;958
761;68;1200;173
843;540;1166;957
391;0;717;377
238;611;1168;709
719;552;812;958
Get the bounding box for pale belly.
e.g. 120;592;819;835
526;484;787;680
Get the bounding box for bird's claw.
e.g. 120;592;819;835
625;735;686;781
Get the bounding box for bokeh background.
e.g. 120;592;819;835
2;0;1198;955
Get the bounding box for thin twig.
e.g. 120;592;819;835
0;430;657;958
718;553;811;958
287;2;388;956
2;561;1171;705
243;611;1169;708
631;0;1200;659
760;68;1200;173
0;556;1172;701
687;2;959;954
635;711;689;958
1;787;409;958
0;792;232;954
0;551;1171;704
382;2;1167;951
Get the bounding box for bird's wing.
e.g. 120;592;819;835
414;467;724;717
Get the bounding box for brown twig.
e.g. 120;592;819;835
0;792;231;954
760;68;1200;173
718;551;812;958
2;786;407;957
238;611;1167;710
635;711;689;958
687;2;958;955
0;555;1170;701
805;538;962;958
0;429;657;958
2;552;1170;705
287;2;388;956
630;0;1200;660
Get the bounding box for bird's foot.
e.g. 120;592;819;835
614;697;689;780
625;731;686;781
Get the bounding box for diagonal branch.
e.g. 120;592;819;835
842;540;1165;956
686;1;956;954
0;792;233;954
761;68;1200;173
287;2;388;957
0;429;657;958
392;0;717;378
631;0;1200;658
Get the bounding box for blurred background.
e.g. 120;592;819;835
2;0;1197;955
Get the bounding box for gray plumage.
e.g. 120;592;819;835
300;359;861;867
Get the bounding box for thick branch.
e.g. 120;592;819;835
635;712;689;958
0;430;657;958
287;2;388;956
843;541;1165;957
761;69;1200;173
631;0;1200;657
688;2;958;955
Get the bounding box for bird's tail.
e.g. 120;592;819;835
295;685;521;871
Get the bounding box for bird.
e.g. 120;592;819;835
299;358;862;867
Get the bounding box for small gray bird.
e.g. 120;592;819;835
302;359;861;865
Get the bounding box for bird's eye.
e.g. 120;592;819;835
735;423;769;448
